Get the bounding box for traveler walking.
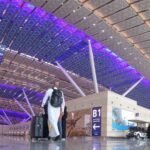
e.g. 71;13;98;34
41;81;65;141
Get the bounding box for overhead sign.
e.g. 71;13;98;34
92;107;101;136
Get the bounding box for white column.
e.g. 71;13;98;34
20;117;31;123
122;77;144;96
14;98;32;118
2;110;12;125
56;61;86;96
88;40;99;93
22;89;35;116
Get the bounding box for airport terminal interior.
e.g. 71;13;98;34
0;0;150;149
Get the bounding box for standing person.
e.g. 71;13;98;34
41;81;65;141
147;124;150;139
61;106;68;140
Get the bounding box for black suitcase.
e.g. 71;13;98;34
30;114;49;140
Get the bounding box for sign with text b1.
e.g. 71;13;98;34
92;107;101;136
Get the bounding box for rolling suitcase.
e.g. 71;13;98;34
30;114;49;140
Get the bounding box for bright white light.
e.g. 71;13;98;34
117;42;121;45
2;9;7;15
18;94;22;98
93;23;96;26
73;10;76;13
83;17;87;20
11;49;18;53
124;48;127;50
101;30;105;33
24;19;28;23
110;36;113;39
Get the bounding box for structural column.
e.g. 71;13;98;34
14;98;32;118
22;89;35;117
122;77;144;96
56;61;86;97
88;40;99;93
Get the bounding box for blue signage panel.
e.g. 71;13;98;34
92;107;101;136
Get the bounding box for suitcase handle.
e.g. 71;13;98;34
39;112;44;116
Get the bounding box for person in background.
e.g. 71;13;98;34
147;124;150;139
61;106;68;140
41;81;65;141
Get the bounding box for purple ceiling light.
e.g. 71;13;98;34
11;0;23;6
35;7;46;17
0;109;28;118
22;2;35;12
0;0;9;3
0;83;44;105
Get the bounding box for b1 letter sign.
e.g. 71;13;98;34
92;107;101;136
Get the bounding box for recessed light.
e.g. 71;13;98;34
93;23;96;26
101;30;105;33
73;10;76;13
110;36;113;39
24;19;28;22
124;48;127;50
117;42;121;45
83;17;87;20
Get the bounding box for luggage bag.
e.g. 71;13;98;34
30;114;49;140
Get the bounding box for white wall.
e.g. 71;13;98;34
67;90;150;137
67;92;108;137
107;91;150;137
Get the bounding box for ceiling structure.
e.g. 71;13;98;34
0;49;102;124
0;0;150;124
27;0;150;77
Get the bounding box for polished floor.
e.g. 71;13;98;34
0;136;150;150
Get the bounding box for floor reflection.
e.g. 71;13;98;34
0;136;149;150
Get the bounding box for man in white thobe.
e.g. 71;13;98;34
41;82;65;140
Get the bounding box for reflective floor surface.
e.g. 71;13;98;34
0;136;150;150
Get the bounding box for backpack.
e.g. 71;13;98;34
50;89;63;107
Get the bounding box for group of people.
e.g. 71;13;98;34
41;81;67;141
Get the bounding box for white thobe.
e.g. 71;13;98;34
41;87;65;138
